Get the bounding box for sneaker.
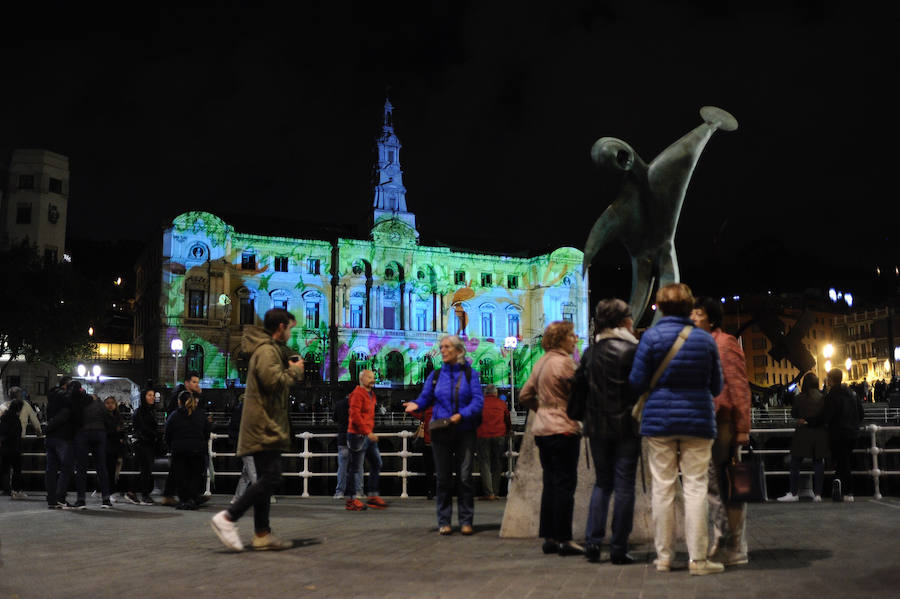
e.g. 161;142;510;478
813;495;823;503
73;500;87;510
124;492;140;505
776;492;799;502
211;511;244;552
11;491;28;499
333;492;344;499
460;524;474;536
345;498;367;511
654;559;671;572
689;559;725;576
251;532;293;551
366;496;388;509
832;479;843;502
846;494;855;503
101;498;113;509
140;494;155;506
48;503;62;510
59;501;75;510
717;550;749;566
160;496;178;507
270;495;277;504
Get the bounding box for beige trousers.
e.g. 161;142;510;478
647;435;714;563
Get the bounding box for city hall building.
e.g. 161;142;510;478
134;101;588;393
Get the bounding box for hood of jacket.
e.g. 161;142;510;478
241;325;275;355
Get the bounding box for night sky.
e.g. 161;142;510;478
2;1;896;300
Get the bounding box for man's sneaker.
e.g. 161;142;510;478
11;491;27;499
832;479;843;502
211;511;244;552
715;550;749;566
160;496;178;506
366;496;388;509
654;559;671;572
846;494;855;503
776;492;799;502
139;494;155;506
59;501;75;510
813;495;823;503
73;500;87;510
124;492;140;504
333;492;344;499
345;498;367;511
251;532;293;551
270;495;277;504
689;559;725;576
48;503;62;510
101;498;113;509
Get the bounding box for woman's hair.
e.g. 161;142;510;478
182;395;198;415
694;297;724;330
801;372;819;393
141;388;155;403
542;320;574;351
594;298;632;331
656;283;695;317
440;334;467;363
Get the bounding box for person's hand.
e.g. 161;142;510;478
735;432;750;446
403;402;419;413
289;356;304;370
368;433;379;442
450;413;462;424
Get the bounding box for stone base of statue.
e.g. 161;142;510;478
500;413;685;544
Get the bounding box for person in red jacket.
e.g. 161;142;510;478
476;384;510;499
344;370;387;511
692;298;751;568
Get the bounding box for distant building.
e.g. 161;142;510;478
0;149;69;261
832;307;899;385
134;100;589;392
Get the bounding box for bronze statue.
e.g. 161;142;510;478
583;106;738;325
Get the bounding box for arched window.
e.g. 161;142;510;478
270;289;290;311
505;304;522;338
236;286;256;325
386;351;405;384
479;303;496;338
349;351;369;384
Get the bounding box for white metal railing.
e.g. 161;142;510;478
741;424;900;500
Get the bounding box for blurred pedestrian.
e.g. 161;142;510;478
521;321;583;556
806;369;862;502
778;372;828;503
126;388;159;505
73;392;112;508
571;299;640;564
45;378;76;509
476;384;510;501
103;396;129;502
211;308;304;551
0;398;25;498
630;283;723;575
164;389;211;510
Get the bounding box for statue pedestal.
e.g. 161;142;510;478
500;414;685;543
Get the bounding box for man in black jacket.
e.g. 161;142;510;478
161;372;203;506
44;378;76;508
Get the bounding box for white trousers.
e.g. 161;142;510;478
647;435;714;563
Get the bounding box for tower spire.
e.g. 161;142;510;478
372;98;416;235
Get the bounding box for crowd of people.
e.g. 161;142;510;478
0;296;871;565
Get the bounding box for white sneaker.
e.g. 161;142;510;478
689;559;725;575
10;491;27;499
846;495;855;503
211;511;244;552
813;495;822;503
776;492;799;502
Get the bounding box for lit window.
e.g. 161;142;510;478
188;290;206;319
241;252;257;270
274;256;289;272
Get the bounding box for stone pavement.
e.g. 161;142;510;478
1;494;899;599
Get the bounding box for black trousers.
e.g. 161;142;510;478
172;451;204;503
830;437;855;496
0;448;24;492
228;451;282;534
133;441;156;496
535;434;580;542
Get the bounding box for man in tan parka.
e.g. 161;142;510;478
211;308;303;552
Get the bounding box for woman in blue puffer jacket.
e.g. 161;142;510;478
405;335;483;536
629;283;723;576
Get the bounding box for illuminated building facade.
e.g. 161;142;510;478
135;101;588;389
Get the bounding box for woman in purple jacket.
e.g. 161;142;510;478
629;283;723;576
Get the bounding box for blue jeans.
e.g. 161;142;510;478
585;435;640;554
345;434;381;498
334;444;362;497
45;437;74;505
233;455;258;499
74;429;110;500
432;429;476;527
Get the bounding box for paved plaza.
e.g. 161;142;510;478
2;494;899;599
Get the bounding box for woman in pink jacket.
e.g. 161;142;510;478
691;297;751;568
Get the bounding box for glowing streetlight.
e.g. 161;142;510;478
92;364;102;379
824;360;832;372
885;359;890;373
76;364;87;377
171;337;184;388
845;357;852;372
823;344;834;359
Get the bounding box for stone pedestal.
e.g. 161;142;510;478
500;413;685;543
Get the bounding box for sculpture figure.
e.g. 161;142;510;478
582;106;738;326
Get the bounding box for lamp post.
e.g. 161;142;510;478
171;337;183;388
504;336;518;417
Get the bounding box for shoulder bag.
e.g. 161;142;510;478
724;445;768;503
429;372;464;442
631;325;693;424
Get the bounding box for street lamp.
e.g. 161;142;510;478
823;344;834;359
76;364;87;378
845;357;852;378
504;336;518;416
171;337;184;388
92;364;101;380
824;360;832;372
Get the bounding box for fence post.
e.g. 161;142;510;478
300;431;312;497
869;424;883;500
398;429;410;498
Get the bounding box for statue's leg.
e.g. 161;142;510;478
657;244;680;287
630;256;656;325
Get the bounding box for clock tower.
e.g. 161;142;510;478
372;98;418;240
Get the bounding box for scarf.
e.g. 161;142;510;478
595;327;638;344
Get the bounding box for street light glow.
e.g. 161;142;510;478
845;357;852;371
76;364;87;377
823;344;834;359
92;364;102;378
824;360;832;371
171;338;183;353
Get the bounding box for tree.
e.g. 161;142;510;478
0;242;99;379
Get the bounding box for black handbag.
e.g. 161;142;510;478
724;446;767;503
